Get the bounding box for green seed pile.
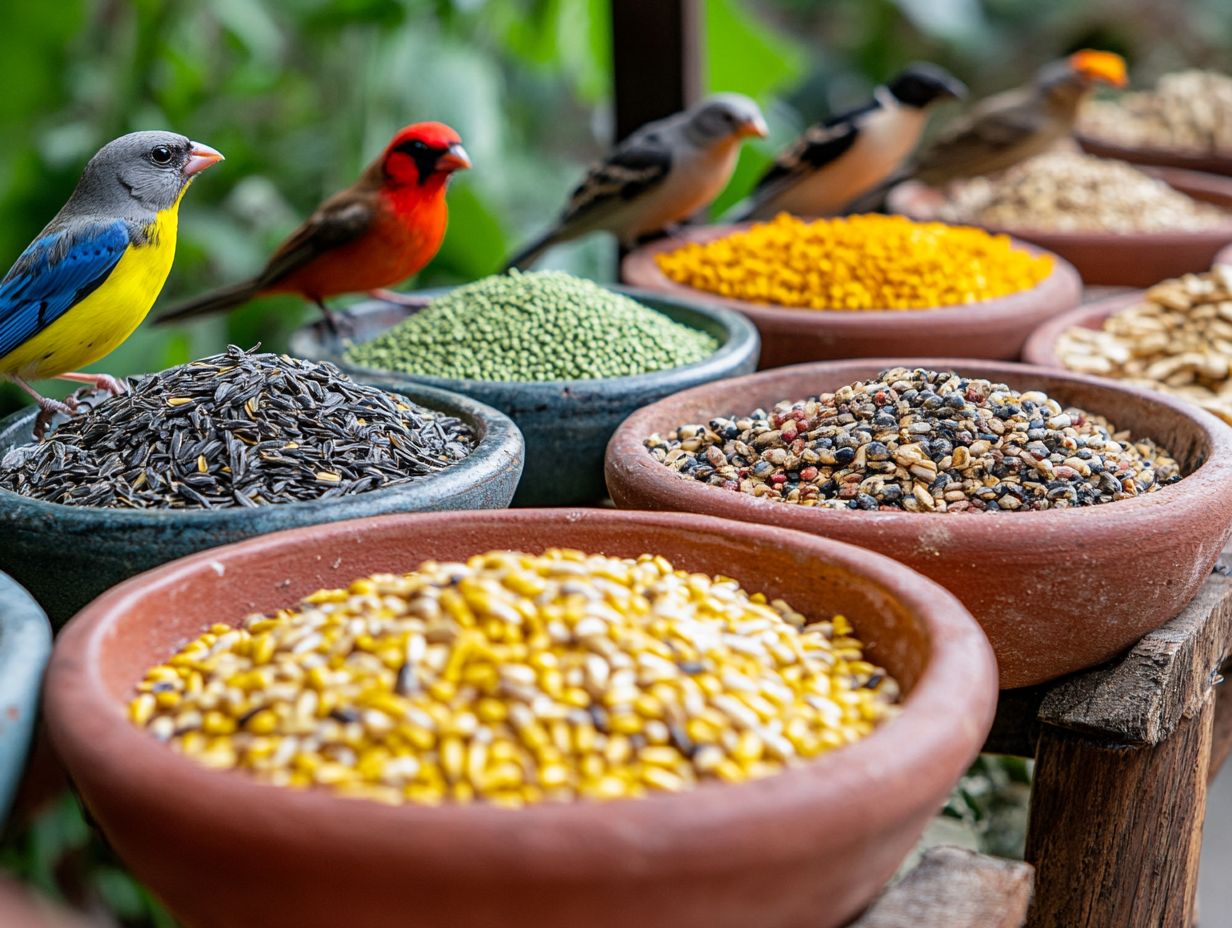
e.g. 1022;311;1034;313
646;367;1182;512
345;270;718;381
130;549;898;807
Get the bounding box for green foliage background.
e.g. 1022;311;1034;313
2;0;1228;418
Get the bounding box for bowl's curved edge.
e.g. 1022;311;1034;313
1077;133;1232;177
291;286;763;408
1020;291;1146;368
44;508;997;884
619;222;1084;333
0;382;524;624
0;572;52;828
603;357;1232;686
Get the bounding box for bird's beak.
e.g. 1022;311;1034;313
739;115;769;139
1069;50;1128;89
436;143;472;173
184;142;224;177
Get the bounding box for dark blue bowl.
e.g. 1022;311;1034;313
290;286;760;506
0;382;524;627
0;572;51;829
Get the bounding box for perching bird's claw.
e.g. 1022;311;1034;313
367;289;430;312
55;371;127;395
32;394;78;442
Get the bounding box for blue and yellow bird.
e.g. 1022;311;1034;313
0;131;223;436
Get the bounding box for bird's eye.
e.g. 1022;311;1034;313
409;140;429;152
149;145;173;165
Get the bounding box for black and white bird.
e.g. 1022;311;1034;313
504;93;767;270
734;64;966;221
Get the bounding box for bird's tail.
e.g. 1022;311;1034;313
502;229;563;272
155;279;264;325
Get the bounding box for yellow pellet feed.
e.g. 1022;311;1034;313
655;213;1053;310
130;549;900;806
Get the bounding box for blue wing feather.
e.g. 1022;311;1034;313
0;220;131;360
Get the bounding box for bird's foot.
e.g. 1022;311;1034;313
32;394;79;441
55;371;127;395
368;289;430;312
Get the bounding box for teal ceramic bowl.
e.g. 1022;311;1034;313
0;572;52;829
290;287;760;506
0;382;524;627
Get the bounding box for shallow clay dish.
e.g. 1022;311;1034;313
605;359;1232;688
1217;242;1232;266
1078;133;1232;177
1021;291;1146;369
888;166;1232;287
0;382;523;627
291;288;759;506
0;572;51;829
46;509;995;928
619;223;1081;369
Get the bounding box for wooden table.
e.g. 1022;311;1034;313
849;556;1232;927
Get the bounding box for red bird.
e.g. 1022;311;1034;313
158;122;470;330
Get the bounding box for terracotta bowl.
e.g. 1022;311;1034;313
0;381;523;627
888;166;1232;287
290;288;760;506
1021;291;1145;369
0;572;51;829
1077;133;1232;177
620;224;1081;370
45;509;996;928
605;359;1232;688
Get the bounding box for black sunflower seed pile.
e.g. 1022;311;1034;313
645;367;1182;513
0;346;474;510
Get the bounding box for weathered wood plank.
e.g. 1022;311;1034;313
1036;572;1232;744
610;0;701;142
1025;697;1215;928
1210;671;1232;781
847;847;1032;928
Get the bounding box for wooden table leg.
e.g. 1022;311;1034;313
1024;695;1215;928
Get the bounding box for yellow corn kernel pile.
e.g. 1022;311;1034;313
130;549;899;807
655;213;1053;310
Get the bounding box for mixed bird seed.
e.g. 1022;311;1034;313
1079;70;1232;155
646;367;1181;512
654;214;1053;310
130;549;898;806
937;148;1231;233
1058;267;1232;426
0;346;473;509
346;270;717;381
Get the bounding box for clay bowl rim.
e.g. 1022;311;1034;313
0;379;522;528
887;165;1232;247
298;284;761;398
605;357;1232;533
1076;132;1232;176
45;508;996;868
619;222;1083;329
1218;242;1232;266
1021;291;1146;369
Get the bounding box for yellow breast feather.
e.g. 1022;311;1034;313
0;202;182;381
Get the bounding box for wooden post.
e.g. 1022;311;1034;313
610;0;702;142
1025;700;1214;928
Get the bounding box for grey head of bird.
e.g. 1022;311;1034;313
684;93;769;147
69;131;224;217
885;63;968;109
